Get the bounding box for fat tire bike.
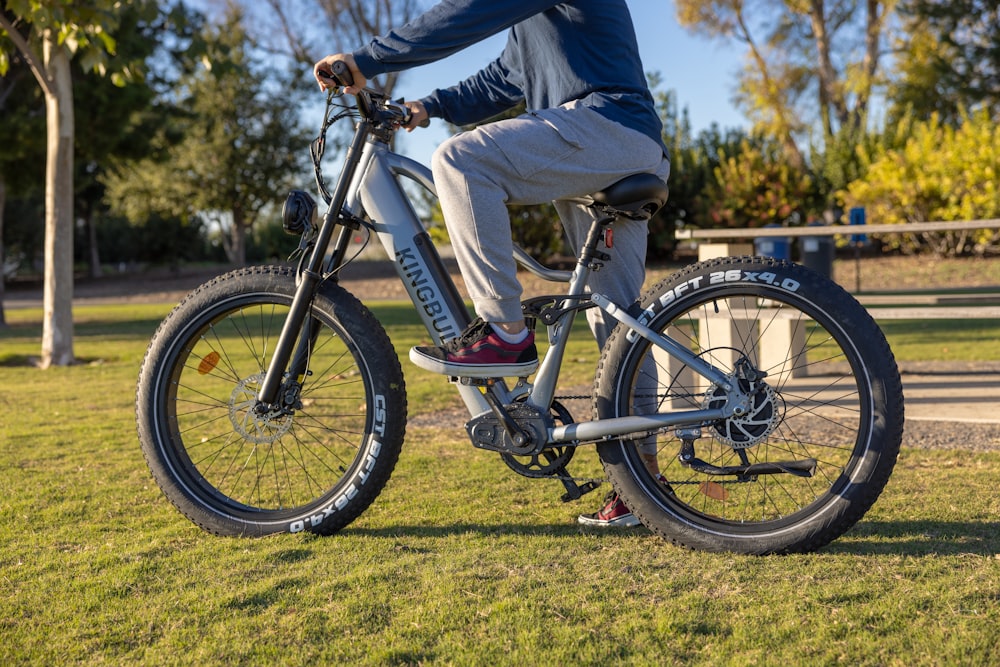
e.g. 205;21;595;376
136;65;904;554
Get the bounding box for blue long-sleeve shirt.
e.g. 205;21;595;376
352;0;667;154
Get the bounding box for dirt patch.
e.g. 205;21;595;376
5;253;1000;308
4;257;680;307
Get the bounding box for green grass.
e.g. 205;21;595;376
2;301;1000;665
880;318;1000;361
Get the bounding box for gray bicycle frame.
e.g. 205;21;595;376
346;138;749;445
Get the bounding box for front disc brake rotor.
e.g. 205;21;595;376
229;372;294;444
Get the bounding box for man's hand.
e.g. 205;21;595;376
313;53;366;95
402;101;429;131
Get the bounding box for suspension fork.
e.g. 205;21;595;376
256;120;372;409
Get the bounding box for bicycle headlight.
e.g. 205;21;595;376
281;190;317;236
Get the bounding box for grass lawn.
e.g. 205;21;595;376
1;300;999;665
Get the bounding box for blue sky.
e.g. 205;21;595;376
387;1;749;164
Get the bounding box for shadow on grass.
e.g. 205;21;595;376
831;520;1000;556
342;519;1000;556
0;354;115;367
343;522;644;540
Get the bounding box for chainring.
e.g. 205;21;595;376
501;400;575;478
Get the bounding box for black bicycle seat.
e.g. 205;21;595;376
591;173;669;219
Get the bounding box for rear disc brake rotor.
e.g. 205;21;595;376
703;380;781;449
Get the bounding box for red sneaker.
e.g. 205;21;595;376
409;318;538;378
577;491;641;528
577;476;671;528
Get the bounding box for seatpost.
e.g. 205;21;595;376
579;215;613;271
528;214;612;410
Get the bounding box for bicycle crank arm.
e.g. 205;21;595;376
682;457;817;478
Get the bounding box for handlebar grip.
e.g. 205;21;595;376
331;60;354;88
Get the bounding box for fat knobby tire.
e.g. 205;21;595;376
594;256;905;554
135;266;407;537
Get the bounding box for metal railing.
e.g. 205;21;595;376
674;219;1000;240
677;219;1000;319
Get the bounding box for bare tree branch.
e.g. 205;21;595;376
0;13;54;97
263;0;314;64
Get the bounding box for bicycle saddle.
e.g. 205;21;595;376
591;173;669;219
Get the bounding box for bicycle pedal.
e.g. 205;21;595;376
559;479;602;503
453;376;495;386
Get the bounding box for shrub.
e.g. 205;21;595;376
841;109;1000;255
703;138;813;229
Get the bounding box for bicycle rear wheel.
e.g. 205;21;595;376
594;256;904;553
136;266;406;537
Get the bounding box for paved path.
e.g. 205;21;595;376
896;363;1000;424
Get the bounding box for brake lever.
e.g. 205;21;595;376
388;98;431;129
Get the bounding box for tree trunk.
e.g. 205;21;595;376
230;220;247;266
0;175;7;329
229;205;248;266
87;209;101;279
40;34;75;368
809;0;842;140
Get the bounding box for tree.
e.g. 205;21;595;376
676;0;898;171
0;1;140;367
103;4;309;266
260;0;421;96
71;2;168;278
0;177;5;328
888;0;1000;125
841;109;1000;255
652;84;750;249
0;41;45;328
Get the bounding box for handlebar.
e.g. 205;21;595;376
332;60;353;86
317;60;354;88
309;63;422;204
317;61;429;129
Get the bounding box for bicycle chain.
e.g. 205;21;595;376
520;394;745;486
520;465;745;487
541;393;747;487
554;394;591;402
532;469;745;486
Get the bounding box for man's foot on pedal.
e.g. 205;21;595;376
409;317;538;378
577;476;671;528
577;491;640;528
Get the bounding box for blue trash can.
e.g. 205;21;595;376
754;224;790;260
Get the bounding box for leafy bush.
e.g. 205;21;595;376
841;109;1000;255
703;138;813;228
649;89;749;258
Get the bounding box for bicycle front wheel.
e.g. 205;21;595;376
136;266;406;537
594;256;904;554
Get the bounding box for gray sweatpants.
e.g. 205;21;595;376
431;99;670;349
